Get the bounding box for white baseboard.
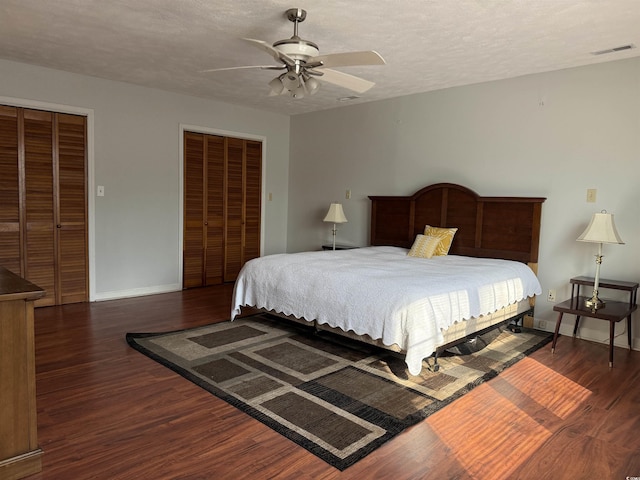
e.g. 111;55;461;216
92;283;181;302
539;322;639;351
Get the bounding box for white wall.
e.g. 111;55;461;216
289;57;640;349
0;59;290;301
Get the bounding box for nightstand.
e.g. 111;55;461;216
551;276;638;367
321;244;359;250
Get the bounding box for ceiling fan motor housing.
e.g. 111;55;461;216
274;8;319;62
273;38;319;61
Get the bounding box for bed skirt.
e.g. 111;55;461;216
256;298;534;358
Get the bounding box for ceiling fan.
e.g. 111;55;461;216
202;8;386;99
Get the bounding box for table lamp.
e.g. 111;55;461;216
576;210;624;310
323;203;347;250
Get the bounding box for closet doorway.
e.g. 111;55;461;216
183;131;262;288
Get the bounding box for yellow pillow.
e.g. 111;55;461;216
423;225;458;256
407;234;440;259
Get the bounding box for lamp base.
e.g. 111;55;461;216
331;224;337;250
584;296;605;311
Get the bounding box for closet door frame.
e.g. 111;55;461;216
178;124;266;289
1;96;96;301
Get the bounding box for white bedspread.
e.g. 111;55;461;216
231;246;541;375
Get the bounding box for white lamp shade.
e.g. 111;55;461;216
304;76;320;95
291;84;306;99
269;76;285;96
323;203;348;224
577;212;624;244
282;71;300;90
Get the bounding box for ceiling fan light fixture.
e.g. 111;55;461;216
304;76;320;95
281;71;300;90
291;85;306;99
269;75;286;95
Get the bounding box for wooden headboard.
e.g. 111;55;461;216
369;183;545;264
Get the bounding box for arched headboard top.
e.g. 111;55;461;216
369;183;546;263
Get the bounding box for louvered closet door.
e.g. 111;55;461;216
0;106;21;274
183;131;262;288
24;110;56;306
204;135;225;285
57;113;88;304
224;137;244;282
243;140;262;264
0;106;88;306
183;133;226;287
183;132;206;288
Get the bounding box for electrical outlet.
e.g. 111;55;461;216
538;320;547;330
547;289;556;302
586;188;596;203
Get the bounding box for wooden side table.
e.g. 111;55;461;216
551;276;638;367
321;244;359;250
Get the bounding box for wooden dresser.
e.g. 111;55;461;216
0;267;44;479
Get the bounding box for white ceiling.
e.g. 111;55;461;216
1;0;639;116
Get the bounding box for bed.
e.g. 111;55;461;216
232;183;545;374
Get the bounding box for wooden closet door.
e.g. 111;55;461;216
0;106;21;274
56;113;88;304
183;132;225;288
0;106;87;306
244;140;262;264
183;132;205;288
204;135;225;285
224;137;244;282
23;110;56;307
183;131;261;288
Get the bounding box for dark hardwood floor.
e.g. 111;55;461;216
25;285;640;479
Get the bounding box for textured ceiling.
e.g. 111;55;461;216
1;0;639;116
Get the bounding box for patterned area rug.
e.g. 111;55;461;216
126;313;552;471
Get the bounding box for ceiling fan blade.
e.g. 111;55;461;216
200;65;284;73
243;38;296;67
312;50;385;68
317;69;375;93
